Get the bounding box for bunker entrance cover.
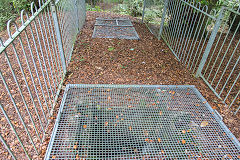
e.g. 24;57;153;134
92;18;140;39
46;84;240;159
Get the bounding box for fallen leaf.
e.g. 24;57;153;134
200;121;208;127
129;126;132;131
76;154;79;159
161;150;165;154
116;115;119;119
121;118;124;120
108;96;111;100
182;139;186;144
52;156;56;159
196;104;200;107
73;145;78;149
159;111;162;116
212;106;216;109
128;105;132;108
108;108;112;110
145;138;149;142
105;122;108;126
227;154;232;158
83;125;87;129
182;130;186;134
158;138;161;142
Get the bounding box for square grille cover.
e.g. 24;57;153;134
45;84;240;159
92;18;140;39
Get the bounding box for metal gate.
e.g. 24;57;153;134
146;0;240;114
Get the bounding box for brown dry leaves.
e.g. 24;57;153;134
200;121;208;127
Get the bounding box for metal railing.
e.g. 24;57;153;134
143;0;240;115
0;0;85;159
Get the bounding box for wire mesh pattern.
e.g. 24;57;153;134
46;84;240;159
92;18;140;39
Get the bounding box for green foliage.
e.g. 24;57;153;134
108;47;114;51
0;0;32;31
0;0;14;30
86;4;103;11
12;0;30;13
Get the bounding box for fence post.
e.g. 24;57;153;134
158;0;169;40
50;0;67;75
75;0;80;32
196;7;224;77
141;0;146;23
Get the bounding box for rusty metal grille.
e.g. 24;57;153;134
45;84;240;159
92;18;140;39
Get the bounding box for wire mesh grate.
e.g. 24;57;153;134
92;18;140;39
45;84;240;159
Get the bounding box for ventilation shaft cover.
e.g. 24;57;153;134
45;84;240;159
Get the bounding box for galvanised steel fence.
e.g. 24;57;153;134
0;0;85;159
143;0;240;115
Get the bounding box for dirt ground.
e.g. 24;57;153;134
60;11;240;143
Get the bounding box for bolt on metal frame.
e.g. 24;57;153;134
0;0;85;159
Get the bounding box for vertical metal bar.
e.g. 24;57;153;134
0;70;38;155
42;6;61;85
219;54;240;96
180;3;200;62
29;20;54;109
17;35;48;123
141;0;146;23
45;6;63;81
176;4;194;59
165;0;181;49
0;132;17;160
51;0;67;74
158;0;168;40
10;42;46;133
38;11;58;94
224;72;240;103
1;49;41;141
186;8;208;68
210;22;240;86
202;12;234;77
196;7;224;77
22;24;51;115
75;0;80;32
0;103;30;159
191;14;212;72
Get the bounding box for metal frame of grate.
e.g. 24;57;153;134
45;84;240;159
92;18;140;39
